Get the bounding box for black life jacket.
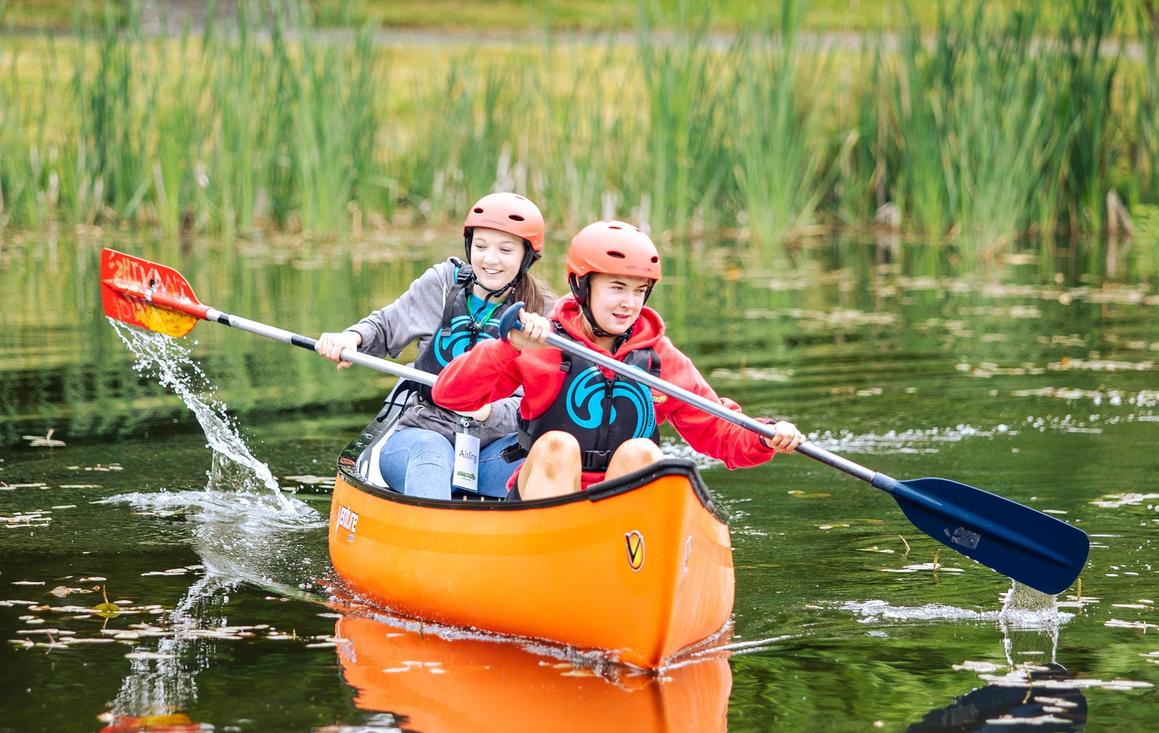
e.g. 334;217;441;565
516;325;661;472
413;263;515;399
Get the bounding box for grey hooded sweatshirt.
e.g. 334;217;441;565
344;258;552;446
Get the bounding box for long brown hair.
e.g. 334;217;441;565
511;271;552;315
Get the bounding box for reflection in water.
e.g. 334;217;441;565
908;664;1087;732
333;613;731;733
101;574;232;732
908;583;1087;732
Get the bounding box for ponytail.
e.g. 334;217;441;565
512;273;551;315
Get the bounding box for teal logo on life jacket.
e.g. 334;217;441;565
434;315;495;366
564;367;656;439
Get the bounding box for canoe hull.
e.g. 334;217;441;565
328;457;734;669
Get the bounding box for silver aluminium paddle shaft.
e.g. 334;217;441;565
204;307;436;387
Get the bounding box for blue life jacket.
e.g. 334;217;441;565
413;263;515;399
517;325;661;472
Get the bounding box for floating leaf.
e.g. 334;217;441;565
22;429;66;448
787;490;831;499
91;585;121;617
48;586;94;598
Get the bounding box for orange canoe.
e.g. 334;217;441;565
334;612;731;733
328;418;735;669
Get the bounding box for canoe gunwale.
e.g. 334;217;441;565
338;420;727;522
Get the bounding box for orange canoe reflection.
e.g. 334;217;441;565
334;613;731;733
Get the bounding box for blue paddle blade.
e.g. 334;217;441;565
882;477;1089;596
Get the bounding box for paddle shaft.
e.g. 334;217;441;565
105;276;435;387
533;329;884;486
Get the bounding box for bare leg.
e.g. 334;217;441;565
517;431;582;500
605;438;664;481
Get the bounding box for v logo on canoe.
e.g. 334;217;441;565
625;530;645;571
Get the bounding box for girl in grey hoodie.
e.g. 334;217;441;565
316;193;553;499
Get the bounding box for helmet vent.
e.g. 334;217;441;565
607;250;626;259
609;224;623;230
473;207;485;213
650;256;659;263
508;214;525;221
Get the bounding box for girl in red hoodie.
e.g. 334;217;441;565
432;220;804;500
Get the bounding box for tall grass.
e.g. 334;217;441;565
289;20;381;234
0;38;58;230
728;1;830;246
0;0;1156;260
948;5;1058;254
70;1;152;224
202;4;268;237
636;0;729;236
889;3;954;241
1053;0;1119;239
19;0;388;237
398;58;527;223
1132;2;1159;206
532;42;641;232
833;45;890;228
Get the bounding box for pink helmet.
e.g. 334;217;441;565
566;220;662;282
463;192;545;252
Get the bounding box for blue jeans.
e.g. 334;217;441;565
379;428;522;500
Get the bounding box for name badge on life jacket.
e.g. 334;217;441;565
452;431;481;493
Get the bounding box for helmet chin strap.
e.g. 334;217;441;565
476;276;518;302
464;231;538;303
580;301;615;338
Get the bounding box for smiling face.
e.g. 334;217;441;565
469;227;526;295
584;273;654;338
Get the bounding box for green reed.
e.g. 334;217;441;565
947;5;1058;254
728;1;829;246
531;42;638;232
70;0;151;224
290;22;381;234
202;3;268;237
832;45;889;229
636;0;729;236
0;0;1155;260
888;2;953;241
151;26;210;236
0;38;55;230
1055;0;1119;241
1133;2;1159;205
393;55;528;224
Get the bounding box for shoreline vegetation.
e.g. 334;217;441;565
1;0;1158;259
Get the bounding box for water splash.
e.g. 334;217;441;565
998;581;1062;667
111;321;285;501
105;320;325;594
840;599;1000;623
839;582;1073;632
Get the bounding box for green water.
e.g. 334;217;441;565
1;235;1157;731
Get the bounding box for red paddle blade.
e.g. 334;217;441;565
99;248;207;338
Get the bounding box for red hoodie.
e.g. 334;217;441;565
432;294;776;488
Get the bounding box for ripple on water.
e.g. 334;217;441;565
839;599;1001;624
810;423;1013;455
838;583;1073;628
